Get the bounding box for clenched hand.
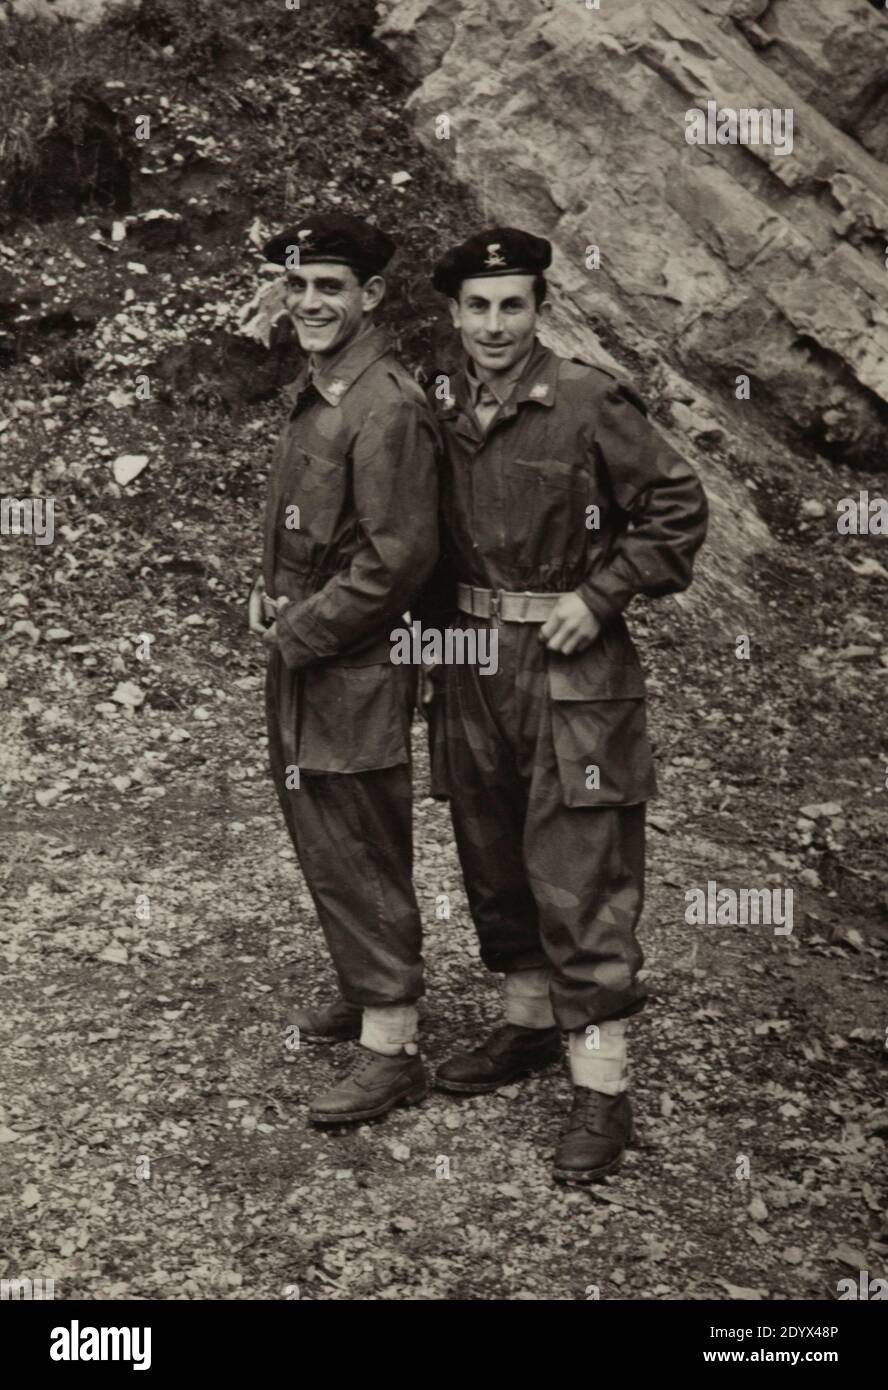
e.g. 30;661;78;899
539;592;601;655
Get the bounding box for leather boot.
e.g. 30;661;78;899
435;1023;561;1094
553;1088;633;1183
287;999;362;1043
309;1046;428;1124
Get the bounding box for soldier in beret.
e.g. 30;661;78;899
421;226;708;1181
249;212;439;1124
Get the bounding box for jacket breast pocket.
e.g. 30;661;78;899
278;449;346;554
501;458;590;570
545;638;657;807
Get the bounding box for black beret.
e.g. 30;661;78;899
262;212;395;275
432;226;552;296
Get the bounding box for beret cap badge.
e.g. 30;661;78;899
261;212;395;275
431;226;552;296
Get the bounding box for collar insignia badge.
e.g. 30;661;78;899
530;383;549;399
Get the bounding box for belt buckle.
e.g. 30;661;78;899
488;589;501;621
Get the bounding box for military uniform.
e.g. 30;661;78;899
262;285;438;1013
423;241;708;1036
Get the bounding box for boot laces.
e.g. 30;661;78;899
348;1050;383;1080
567;1087;611;1135
351;1047;405;1078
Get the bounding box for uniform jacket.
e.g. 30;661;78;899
264;324;439;772
421;337;708;803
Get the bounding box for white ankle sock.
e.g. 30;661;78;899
360;1004;419;1056
568;1019;628;1094
503;967;556;1029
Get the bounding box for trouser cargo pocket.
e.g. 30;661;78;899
547;693;657;807
546;640;657;807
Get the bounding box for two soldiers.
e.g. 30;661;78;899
254;214;707;1182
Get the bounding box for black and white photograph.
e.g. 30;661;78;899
1;0;886;1349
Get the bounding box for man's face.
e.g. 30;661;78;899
450;274;538;376
283;261;383;355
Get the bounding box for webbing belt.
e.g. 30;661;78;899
456;583;565;623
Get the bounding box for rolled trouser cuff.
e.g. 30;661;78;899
550;981;647;1033
361;1004;420;1056
568;1019;628;1094
503;967;556;1028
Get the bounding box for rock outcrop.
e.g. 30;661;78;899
700;0;888;164
378;0;888;619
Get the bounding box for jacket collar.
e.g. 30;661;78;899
440;337;559;424
466;347;533;407
281;323;390;408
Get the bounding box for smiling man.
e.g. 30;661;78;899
422;226;708;1182
249;213;439;1125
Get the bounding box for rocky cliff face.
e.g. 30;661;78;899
378;0;888;619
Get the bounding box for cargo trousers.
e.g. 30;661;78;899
435;615;648;1031
265;647;424;1007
